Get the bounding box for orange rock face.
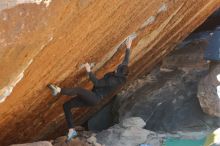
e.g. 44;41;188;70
0;0;220;145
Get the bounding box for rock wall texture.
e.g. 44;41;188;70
0;0;220;145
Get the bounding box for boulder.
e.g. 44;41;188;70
53;137;92;146
10;141;52;146
87;135;103;146
96;117;162;146
197;62;220;117
120;117;146;128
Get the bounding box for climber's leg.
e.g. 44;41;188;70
62;89;100;141
61;87;99;105
48;84;99;104
63;97;88;129
63;97;90;141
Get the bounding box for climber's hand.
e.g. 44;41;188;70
85;63;91;72
126;37;133;49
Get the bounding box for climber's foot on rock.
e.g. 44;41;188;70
66;129;78;142
47;84;61;96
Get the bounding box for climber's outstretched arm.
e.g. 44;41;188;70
85;63;107;87
121;37;132;65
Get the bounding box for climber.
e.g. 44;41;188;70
48;37;133;141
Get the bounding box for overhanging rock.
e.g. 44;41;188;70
0;0;220;145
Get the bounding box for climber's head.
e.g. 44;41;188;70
115;64;129;77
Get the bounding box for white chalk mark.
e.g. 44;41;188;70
0;73;24;103
40;35;53;51
140;3;167;29
128;33;137;41
0;0;53;12
16;0;52;7
157;3;168;13
141;16;156;28
0;59;33;103
0;87;13;103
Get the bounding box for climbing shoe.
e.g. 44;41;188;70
47;84;61;96
67;130;77;141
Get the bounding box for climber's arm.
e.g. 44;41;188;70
85;63;107;87
121;48;130;66
121;37;132;65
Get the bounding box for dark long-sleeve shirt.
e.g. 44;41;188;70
88;48;130;98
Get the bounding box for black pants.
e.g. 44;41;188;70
61;87;100;129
